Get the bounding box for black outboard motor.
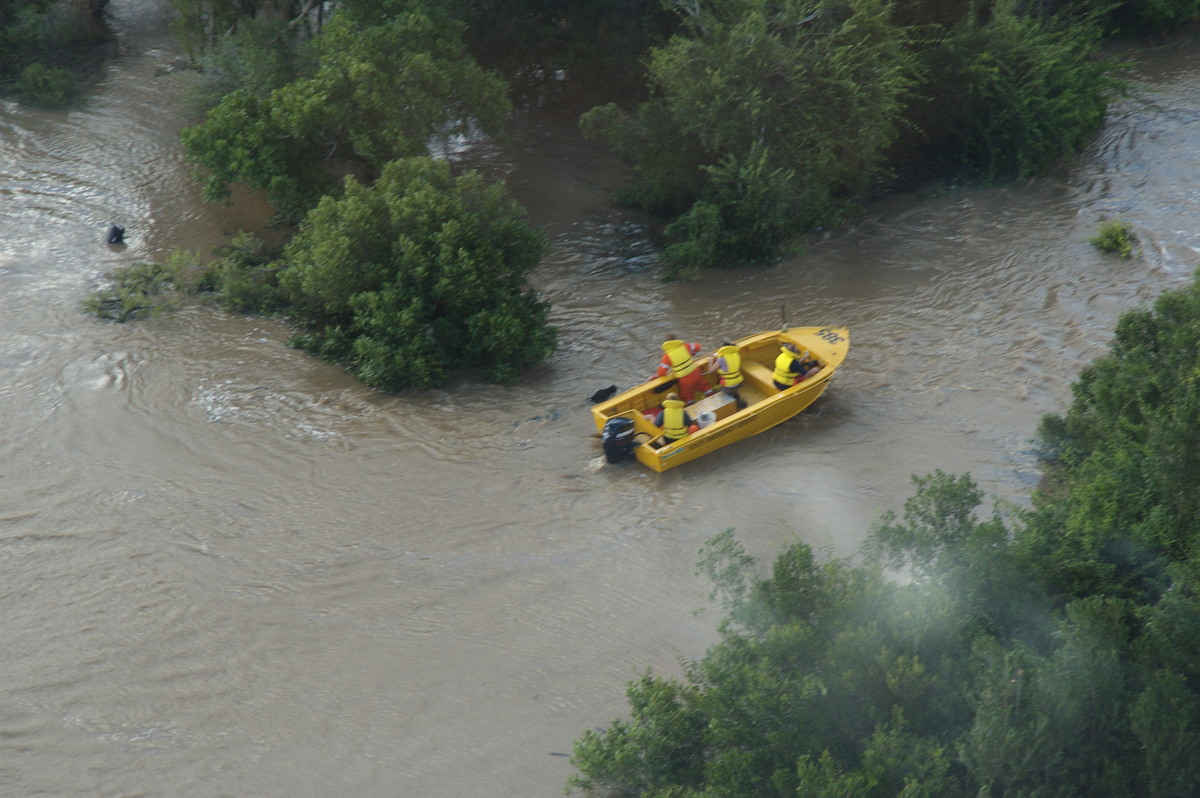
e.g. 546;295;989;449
601;417;636;464
106;224;125;245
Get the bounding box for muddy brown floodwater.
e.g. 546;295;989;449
3;2;1200;795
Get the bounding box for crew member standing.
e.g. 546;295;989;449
708;342;745;408
656;337;707;403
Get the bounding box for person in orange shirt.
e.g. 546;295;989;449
655;337;707;403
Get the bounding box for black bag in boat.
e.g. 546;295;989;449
601;417;636;463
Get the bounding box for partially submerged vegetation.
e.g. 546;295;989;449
82;250;211;322
1;0;111;107
1091;218;1139;257
87;159;554;390
82;0;1193;384
582;0;1127;277
89;3;553;390
568;269;1200;795
68;2;1200;789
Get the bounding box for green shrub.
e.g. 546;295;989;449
924;1;1121;183
13;62;77;108
1090;218;1137;257
82;235;289;321
278;157;555;390
208;232;286;314
661;145;801;278
82;250;209;322
583;0;918;270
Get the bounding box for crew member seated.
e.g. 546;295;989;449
772;342;821;391
652;392;697;448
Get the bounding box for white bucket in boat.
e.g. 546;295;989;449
697;411;717;428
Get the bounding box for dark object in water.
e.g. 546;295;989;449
106;224;125;245
589;385;617;404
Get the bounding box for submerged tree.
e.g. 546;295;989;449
581;0;919;276
912;0;1121;184
84;158;556;391
180;7;510;223
280;157;555;390
0;0;108;107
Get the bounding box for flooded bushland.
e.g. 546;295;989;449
2;1;1200;794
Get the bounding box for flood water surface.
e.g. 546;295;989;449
3;4;1200;795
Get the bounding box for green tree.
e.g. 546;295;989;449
1028;270;1200;600
571;532;977;797
181;8;510;223
1130;669;1200;797
0;0;106;106
567;671;708;796
279;157;555;390
185;18;309;113
581;0;918;274
916;0;1121;183
866;471;1041;641
960;598;1137;796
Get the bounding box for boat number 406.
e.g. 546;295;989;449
816;328;846;344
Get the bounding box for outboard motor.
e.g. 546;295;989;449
601;417;636;464
106;224;125;245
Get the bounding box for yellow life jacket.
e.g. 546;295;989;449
662;340;699;379
716;345;743;387
773;348;802;387
661;398;689;440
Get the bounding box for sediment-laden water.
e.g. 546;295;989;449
2;3;1199;794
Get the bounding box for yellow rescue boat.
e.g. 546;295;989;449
592;326;849;472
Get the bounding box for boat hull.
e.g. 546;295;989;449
592;326;849;472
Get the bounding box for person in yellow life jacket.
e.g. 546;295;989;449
652;393;696;447
772;342;821;391
706;342;746;408
655;337;707;403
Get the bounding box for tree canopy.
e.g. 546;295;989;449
180;7;510;224
279;157;555;390
170;0;1154;275
578;0;1131;274
582;0;919;276
0;0;107;107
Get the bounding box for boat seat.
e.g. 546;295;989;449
740;362;778;390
